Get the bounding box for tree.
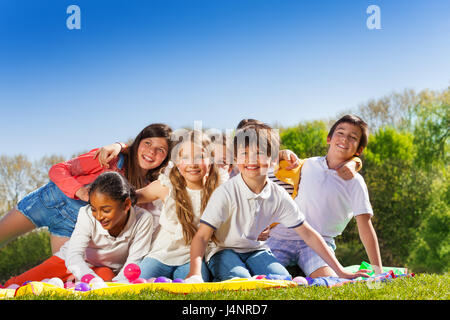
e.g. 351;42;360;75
0;154;65;216
280;120;329;158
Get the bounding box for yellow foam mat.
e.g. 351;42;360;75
1;278;297;298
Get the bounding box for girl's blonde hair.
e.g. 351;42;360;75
169;131;220;245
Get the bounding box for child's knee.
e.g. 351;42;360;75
216;265;251;281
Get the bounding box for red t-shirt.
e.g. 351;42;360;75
48;148;125;199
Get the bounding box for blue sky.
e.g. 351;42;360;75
1;0;449;160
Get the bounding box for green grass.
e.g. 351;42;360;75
8;273;449;300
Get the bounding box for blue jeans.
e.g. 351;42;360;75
207;249;291;282
17;181;87;238
138;257;211;282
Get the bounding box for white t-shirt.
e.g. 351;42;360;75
57;205;153;282
270;156;373;241
144;173;204;266
200;173;305;261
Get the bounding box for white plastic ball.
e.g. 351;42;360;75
47;277;64;288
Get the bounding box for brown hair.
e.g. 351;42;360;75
327;114;369;154
236;118;265;129
123;123;173;189
233;122;280;162
169;131;220;245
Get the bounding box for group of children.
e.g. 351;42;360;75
0;115;382;287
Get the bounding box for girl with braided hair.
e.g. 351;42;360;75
135;130;226;281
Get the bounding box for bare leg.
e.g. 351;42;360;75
50;235;69;254
309;266;338;278
0;208;36;249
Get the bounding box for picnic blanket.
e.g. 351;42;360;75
0;262;413;299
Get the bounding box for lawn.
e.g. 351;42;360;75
7;273;449;300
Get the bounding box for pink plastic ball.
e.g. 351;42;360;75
64;281;76;289
146;278;156;283
81;274;96;284
293;276;308;286
131;278;147;284
255;275;266;280
124;263;141;282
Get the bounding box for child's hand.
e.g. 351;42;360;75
66;274;76;283
279;149;300;170
336;160;357;180
75;186;90;202
338;269;371;279
185;274;204;283
93;143;122;168
257;226;271;241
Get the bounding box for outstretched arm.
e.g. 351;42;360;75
187;223;215;280
136;180;169;204
356;214;383;274
294;221;369;279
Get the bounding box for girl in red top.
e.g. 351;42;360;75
0;123;172;254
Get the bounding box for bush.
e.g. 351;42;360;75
408;174;450;273
0;229;52;283
280;120;328;158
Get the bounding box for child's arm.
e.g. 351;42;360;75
65;207;100;281
186;223;215;280
294;221;369;279
49;149;107;200
136;180;169;204
356;214;383;274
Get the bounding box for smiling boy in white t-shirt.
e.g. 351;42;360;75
268;114;383;278
186;122;369;282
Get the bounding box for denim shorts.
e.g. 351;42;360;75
266;237;336;277
17;181;87;238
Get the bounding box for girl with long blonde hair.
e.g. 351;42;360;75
135;130;225;281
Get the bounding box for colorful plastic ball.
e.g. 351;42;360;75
74;282;91;292
255;275;266;280
91;280;108;290
64;281;76;289
146;278;156;283
48;277;64;288
41;278;50;283
292;276;308;286
81;274;96;284
154;276;171;283
131;278;147;284
124;263;141;282
7;284;20;290
172;278;185;283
